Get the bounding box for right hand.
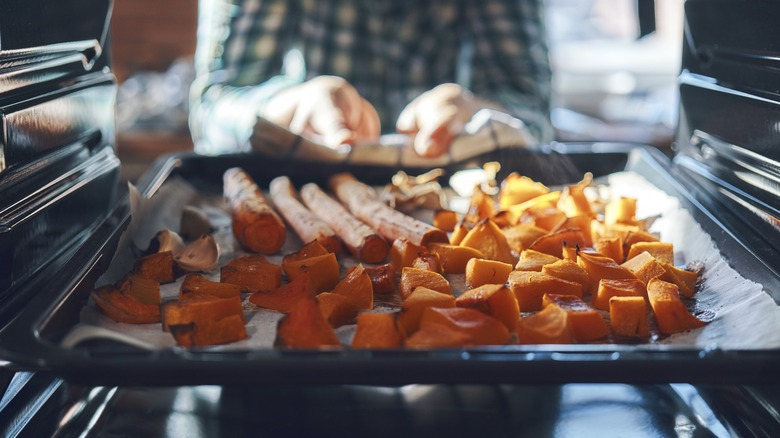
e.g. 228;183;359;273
263;76;380;151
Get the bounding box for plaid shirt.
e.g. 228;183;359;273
190;0;552;155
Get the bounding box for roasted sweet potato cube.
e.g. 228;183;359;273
283;240;330;264
412;251;443;274
351;313;404;348
622;251;666;285
541;260;589;292
459;219;516;265
554;215;594;247
593;236;623;264
404;324;472;348
456;284;519;333
622;230;660;256
593;278;646;310
397;287;456;336
561;242;579;262
647;278;706;335
419;307;511;345
502;223;548;254
248;273;317;313
390;237;427;271
498;172;550;210
577;251;637;295
170;314;248;347
331;263;373;310
557;174;594;218
92;285;161;324
542;294;608;342
519;206;567;231
362;263;397;294
275;297;340;348
427;243;484;274
400;267;450;300
609;296;649;338
604;197;637;225
433;209;459;232
508;271;583;312
180;273;245;300
465;258;513;288
133;251;177;283
282;252;340;293
506;191;561;221
118;274;161;305
449;222;471;246
316;292;359;327
660;263;700;298
163;294;244;332
221;255;282;291
464;186;497;225
515;249;560;272
529;228;588;259
627;242;674;265
516;305;573;344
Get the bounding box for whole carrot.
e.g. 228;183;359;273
223;167;286;254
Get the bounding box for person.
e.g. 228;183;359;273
189;0;552;160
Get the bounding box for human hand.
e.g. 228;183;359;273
263;76;380;151
396;83;479;158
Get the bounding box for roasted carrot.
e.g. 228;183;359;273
223;167;286;254
329;173;448;246
269;176;342;254
300;183;389;264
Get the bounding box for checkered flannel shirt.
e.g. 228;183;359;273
190;0;552;155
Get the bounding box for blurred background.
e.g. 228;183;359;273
112;0;684;180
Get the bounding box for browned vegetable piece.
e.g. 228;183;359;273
400;267;451;300
300;182;389;263
464;258;513;288
449;221;471;246
351;313;404;348
516;303;573;344
660;263;700;298
427;243;485;274
459;219;516;265
577;251;637;295
92;285;161;324
220;255;282;291
404;324;472;348
248;273;317;313
518;206;567;231
455;284;519;333
362;263;397;294
269;176;342;254
316;292;359;327
626;242;674;265
170;314;248;347
515;249;560;272
418;307;511;345
647;278;706;335
275;297;340;348
433;209;459;232
118;274;161;305
463;186;498;225
541;294;608;342
329;173;449;246
282;252;340;293
604;197;637;225
502;223;548;254
223;167;286;254
508;271;583;312
180;273;245;300
557;173;594;218
609;296;649;338
553;215;594;247
163;294;245;332
390;237;426;271
622;230;660;257
528;228;588;259
498;172;550;210
594;236;624;264
331;263;373;310
593;278;646;311
412;251;443;274
621;251;666;285
133;251;177;283
397;286;456;336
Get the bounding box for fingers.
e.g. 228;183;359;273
413;104;461;157
353;98;381;141
395;98;419;133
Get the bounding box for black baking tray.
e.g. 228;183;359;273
1;143;779;387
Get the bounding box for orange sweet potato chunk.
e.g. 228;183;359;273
118;274;161;305
404;324;472;348
465;258;513;288
433;209;459;232
400;267;450;300
660;263;700;298
554;215;594;247
221;255;282;291
516;305;573;344
362;263;397;294
592;278;646;311
248;273;317;313
498;172;551;210
92;285;161;324
515;249;560;272
283;240;330;265
412;251;443;274
502;224;548;254
604;197;637;225
456;284;519;333
459;219;516;265
316;292;359;327
351;313;404;348
170;314;248;347
621;251;666;285
275;297;340;348
541;260;589;292
609;296;649;338
427;243;485;274
390;237;427;271
626;242;674;265
133;251;177;283
647;278;706;335
577;251;637;295
163;294;245;332
593;236;624;264
180;273;245;300
449;221;471;246
331;263;373;310
397;287;456;336
419;307;511;345
508;271;582;312
622;230;660;256
542;294;608;342
528;228;588;259
283;252;340;293
519;206;567;231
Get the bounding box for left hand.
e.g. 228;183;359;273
395;83;478;158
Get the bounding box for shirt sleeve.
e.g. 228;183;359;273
189;0;303;154
462;0;553;143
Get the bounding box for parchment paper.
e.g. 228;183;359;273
62;171;780;350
